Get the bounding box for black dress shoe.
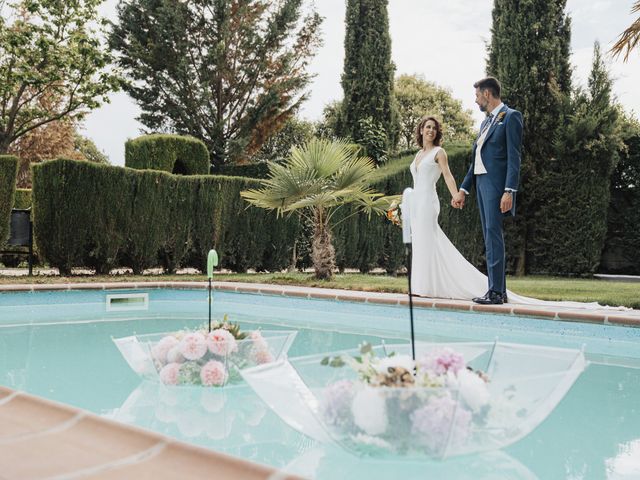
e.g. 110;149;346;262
472;290;504;305
472;291;491;303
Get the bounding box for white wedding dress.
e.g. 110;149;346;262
408;147;622;309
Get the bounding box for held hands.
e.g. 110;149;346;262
500;192;513;213
451;190;466;209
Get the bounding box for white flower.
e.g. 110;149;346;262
374;354;415;374
450;369;490;413
351;387;388;436
352;433;392;450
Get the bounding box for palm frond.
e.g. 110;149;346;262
610;1;640;61
240;138;395;218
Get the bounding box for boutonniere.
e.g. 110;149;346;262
496;111;506;124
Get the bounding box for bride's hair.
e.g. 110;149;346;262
415;116;443;147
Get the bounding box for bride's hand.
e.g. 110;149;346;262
452;191;465;209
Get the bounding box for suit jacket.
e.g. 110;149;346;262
460;104;523;216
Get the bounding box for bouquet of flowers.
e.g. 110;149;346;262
113;316;297;388
386;200;402;227
317;343;491;457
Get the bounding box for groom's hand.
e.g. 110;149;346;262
452;191;465;209
500;192;513;213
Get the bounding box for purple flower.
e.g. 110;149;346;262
410;392;471;454
321;380;354;426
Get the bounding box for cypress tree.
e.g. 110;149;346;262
340;0;398;160
527;42;621;275
486;0;572;274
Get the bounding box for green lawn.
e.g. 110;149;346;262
0;271;637;309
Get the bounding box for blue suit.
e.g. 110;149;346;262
460;105;523;295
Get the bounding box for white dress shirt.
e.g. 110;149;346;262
474;102;504;175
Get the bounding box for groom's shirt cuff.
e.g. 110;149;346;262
504;188;517;193
460;188;469;195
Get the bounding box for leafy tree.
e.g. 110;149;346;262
528;42;621;274
315;100;342;140
395;74;475;149
73;134;109;165
610;1;640;61
486;0;572;274
0;0;119;154
339;0;398;160
602;110;640;273
253;117;314;163
9;116;108;188
241;138;397;280
110;0;322;169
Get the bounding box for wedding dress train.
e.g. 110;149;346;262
408;147;622;309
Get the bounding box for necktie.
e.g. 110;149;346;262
480;113;494;137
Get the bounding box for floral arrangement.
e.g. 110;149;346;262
386;200;402;227
149;316;276;387
318;343;491;456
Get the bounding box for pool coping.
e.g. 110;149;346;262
1;280;639;328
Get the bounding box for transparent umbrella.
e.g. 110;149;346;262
113;329;297;387
240;340;586;459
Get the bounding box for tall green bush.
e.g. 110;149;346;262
527;43;621;275
32;160;299;274
125;134;210;175
340;0;399;158
601;127;640;274
13;189;32;209
0;155;19;246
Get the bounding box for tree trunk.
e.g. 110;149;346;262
311;209;335;280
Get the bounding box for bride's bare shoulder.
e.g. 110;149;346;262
434;146;448;163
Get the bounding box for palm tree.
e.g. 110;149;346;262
610;1;640;61
241;138;398;280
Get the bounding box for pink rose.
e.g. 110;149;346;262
253;348;274;365
207;329;238;357
180;332;208;360
152;335;179;364
159;362;181;385
200;360;228;386
167;344;185;364
419;348;465;376
250;330;268;350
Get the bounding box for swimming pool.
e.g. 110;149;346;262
0;288;639;479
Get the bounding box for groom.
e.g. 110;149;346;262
452;77;523;305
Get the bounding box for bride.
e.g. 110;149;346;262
408;115;617;309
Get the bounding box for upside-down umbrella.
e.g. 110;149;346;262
240;341;586;459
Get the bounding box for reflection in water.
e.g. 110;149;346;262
113;381;538;480
606;439;640;479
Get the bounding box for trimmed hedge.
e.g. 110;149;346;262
214;162;271;179
125;134;210;175
0;155;19;246
32;160;299;274
13;189;32;209
601;132;640;274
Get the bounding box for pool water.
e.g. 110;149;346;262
0;289;639;479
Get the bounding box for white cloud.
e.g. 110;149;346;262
82;0;640;166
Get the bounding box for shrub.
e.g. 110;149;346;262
32;160;298;274
125;134;209;175
0;155;19;246
13;189;32;209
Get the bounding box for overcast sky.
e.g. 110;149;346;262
82;0;640;166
